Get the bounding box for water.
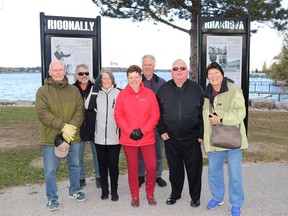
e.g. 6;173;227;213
249;78;288;101
0;73;42;101
0;73;287;101
0;72;171;101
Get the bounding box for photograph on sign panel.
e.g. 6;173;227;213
51;37;93;84
207;35;242;86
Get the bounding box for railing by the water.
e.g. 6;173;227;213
249;81;288;101
249;91;288;101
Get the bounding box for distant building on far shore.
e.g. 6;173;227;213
0;67;41;73
250;71;266;78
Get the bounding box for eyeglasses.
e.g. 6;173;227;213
51;69;65;73
78;72;89;76
172;67;186;71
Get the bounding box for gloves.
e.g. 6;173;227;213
61;123;77;143
129;128;143;141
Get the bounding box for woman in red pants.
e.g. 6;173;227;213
114;65;160;207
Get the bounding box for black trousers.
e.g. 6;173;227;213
164;137;203;201
95;144;121;195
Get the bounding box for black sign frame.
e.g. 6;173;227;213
198;15;250;129
40;12;101;85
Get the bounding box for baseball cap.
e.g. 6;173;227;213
54;134;70;158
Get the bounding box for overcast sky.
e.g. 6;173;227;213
0;0;287;70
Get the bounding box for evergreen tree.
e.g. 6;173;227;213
262;61;270;76
262;62;267;73
269;32;288;83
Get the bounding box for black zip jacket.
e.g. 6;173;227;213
74;80;96;141
156;79;204;140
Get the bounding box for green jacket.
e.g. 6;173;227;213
203;78;248;152
35;76;84;145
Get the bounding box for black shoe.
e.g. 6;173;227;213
111;193;119;202
101;189;109;200
79;179;86;190
156;177;167;187
138;176;145;187
166;196;180;205
96;178;101;188
190;199;200;207
101;194;108;200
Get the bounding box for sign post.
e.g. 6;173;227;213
198;16;250;129
40;13;101;85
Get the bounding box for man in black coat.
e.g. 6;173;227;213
157;59;204;208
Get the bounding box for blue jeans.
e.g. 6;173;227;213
208;149;244;207
79;141;100;179
138;133;164;178
42;143;81;201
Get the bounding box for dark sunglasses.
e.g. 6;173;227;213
78;72;89;76
172;67;186;71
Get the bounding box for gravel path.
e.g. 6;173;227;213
1;163;287;216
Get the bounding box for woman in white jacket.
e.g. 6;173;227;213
85;69;121;201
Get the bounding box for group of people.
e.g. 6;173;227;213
35;55;248;216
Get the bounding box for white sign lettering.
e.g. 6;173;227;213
47;20;95;31
204;21;245;30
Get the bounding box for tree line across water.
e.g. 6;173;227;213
0;67;171;74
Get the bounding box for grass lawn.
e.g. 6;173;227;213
0;107;287;189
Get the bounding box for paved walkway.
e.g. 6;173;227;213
1;163;288;216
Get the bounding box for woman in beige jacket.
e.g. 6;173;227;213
202;62;248;216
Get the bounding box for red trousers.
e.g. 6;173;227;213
123;144;156;198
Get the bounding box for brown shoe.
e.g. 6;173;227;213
147;196;157;205
131;197;139;207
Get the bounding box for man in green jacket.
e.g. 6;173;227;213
35;60;85;211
